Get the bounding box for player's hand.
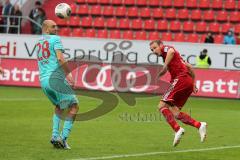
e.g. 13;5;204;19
193;85;198;93
155;72;161;82
156;66;167;82
66;74;75;87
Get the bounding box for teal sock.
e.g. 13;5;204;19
61;119;73;140
52;114;61;139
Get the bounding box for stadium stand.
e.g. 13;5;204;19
38;0;240;43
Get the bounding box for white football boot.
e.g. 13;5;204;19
199;122;207;142
173;127;185;147
62;139;71;150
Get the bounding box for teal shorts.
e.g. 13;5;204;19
40;77;79;109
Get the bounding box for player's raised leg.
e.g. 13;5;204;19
171;107;207;142
158;101;184;147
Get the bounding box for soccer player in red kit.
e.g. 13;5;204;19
150;40;207;147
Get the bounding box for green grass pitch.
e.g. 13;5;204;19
0;86;240;160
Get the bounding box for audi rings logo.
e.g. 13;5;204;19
82;64;151;92
104;40;132;52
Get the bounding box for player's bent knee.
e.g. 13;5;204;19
169;106;180;117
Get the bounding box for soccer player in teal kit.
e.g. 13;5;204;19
36;20;78;149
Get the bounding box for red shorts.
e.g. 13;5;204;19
162;74;194;109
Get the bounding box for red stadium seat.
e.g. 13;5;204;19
182;21;194;32
173;33;185;42
215;34;224;43
70;4;78;15
93;17;105;28
195;21;207;33
148;31;160;40
56;18;68;26
191;10;202;21
149;0;160;7
131;19;142;30
98;0;110;5
109;30;121;39
85;29;96;37
229;11;240;23
140;8;151;19
137;0;147;6
161;32;172;41
234;24;240;33
106;18;117;29
72;28;83;37
169;21;181;32
216;10;228;22
152;8;163;19
199;34;206;43
122;30;134;39
173;0;185;8
115;6;127;17
161;0;172;8
186;0;197;9
209;22;220;33
144;19;155;30
58;28;71;36
77;5;88;15
87;0;98;4
203;10;215;21
118;19;130;29
112;0;122;6
81;17;92;27
221;23;232;34
186;33;199;43
102;6;114;17
199;0;210;9
97;29;108;38
157;20;168;31
212;0;223;10
224;0;236;10
75;0;85;4
69;16;80;27
177;9;189;20
135;31;147;40
123;0;135;6
165;8;176;20
90;5;102;16
128;7;139;18
238;1;240;10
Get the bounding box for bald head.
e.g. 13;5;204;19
42;20;58;35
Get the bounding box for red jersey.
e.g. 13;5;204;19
161;45;189;79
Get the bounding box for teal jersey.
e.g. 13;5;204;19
36;35;65;81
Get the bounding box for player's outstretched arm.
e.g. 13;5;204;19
56;50;74;85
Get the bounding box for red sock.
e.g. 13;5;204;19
160;107;180;132
176;112;201;128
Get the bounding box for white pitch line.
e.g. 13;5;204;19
71;145;240;160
